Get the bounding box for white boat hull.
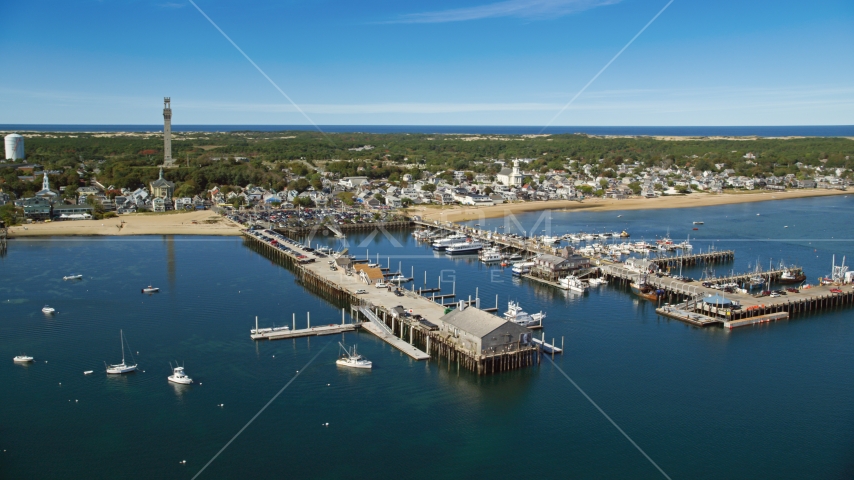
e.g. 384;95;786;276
336;359;372;369
13;356;34;363
168;375;193;385
42;308;55;314
106;365;137;374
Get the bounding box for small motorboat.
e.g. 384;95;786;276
693;221;704;225
168;363;193;385
142;286;160;294
63;274;83;280
83;370;94;375
336;342;372;369
42;305;55;314
13;355;34;363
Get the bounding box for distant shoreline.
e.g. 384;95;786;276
2;124;853;137
413;189;850;223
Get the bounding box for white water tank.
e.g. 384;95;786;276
4;133;24;160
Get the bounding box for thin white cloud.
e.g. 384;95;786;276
390;0;621;24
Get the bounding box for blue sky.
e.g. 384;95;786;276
1;0;852;125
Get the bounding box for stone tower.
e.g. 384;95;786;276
163;97;175;167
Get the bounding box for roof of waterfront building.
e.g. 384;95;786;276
440;305;527;338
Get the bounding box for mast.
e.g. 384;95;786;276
120;329;125;364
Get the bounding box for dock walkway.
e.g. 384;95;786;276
252;324;357;341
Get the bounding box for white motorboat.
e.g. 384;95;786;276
105;329;138;374
168;363;193;385
63;274;83;280
511;261;535;276
541;235;560;244
503;301;545;329
693;221;704;225
588;277;607;286
388;275;412;284
336;342;372;369
446;239;484;255
432;234;467;251
84;370;93;375
142;285;159;294
42;305;55;314
13;355;34;363
559;275;589;293
507;253;524;261
479;246;503;263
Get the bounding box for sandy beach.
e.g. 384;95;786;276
412;188;850;223
8;210;243;238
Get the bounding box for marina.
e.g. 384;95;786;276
5;194;854;479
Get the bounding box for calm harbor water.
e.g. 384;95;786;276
2;196;854;479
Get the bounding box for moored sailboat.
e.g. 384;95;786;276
106;329;138;374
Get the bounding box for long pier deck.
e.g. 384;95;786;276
243;228;539;374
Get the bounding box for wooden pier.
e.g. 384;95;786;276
243;228;540;375
649;250;734;269
602;263;854;328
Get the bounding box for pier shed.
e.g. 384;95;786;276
354;264;384;284
440;305;533;356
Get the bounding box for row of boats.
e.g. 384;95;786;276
14;329;193;384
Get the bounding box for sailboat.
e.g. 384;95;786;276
336;342;372;369
105;329;138;374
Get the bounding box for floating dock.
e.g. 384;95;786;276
723;312;789;330
251;323;357;341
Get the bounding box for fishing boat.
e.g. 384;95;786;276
105;330;138;374
63;274;83;280
778;267;806;284
503;301;545;329
559;275;589;293
142;285;159;294
630;272;661;301
445;239;484;255
13;355;34;363
336;342;372;369
42;305;55;314
168;363;193;385
479;246;503;263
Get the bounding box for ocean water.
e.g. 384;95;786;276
1;124;853;136
2;196;854;479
